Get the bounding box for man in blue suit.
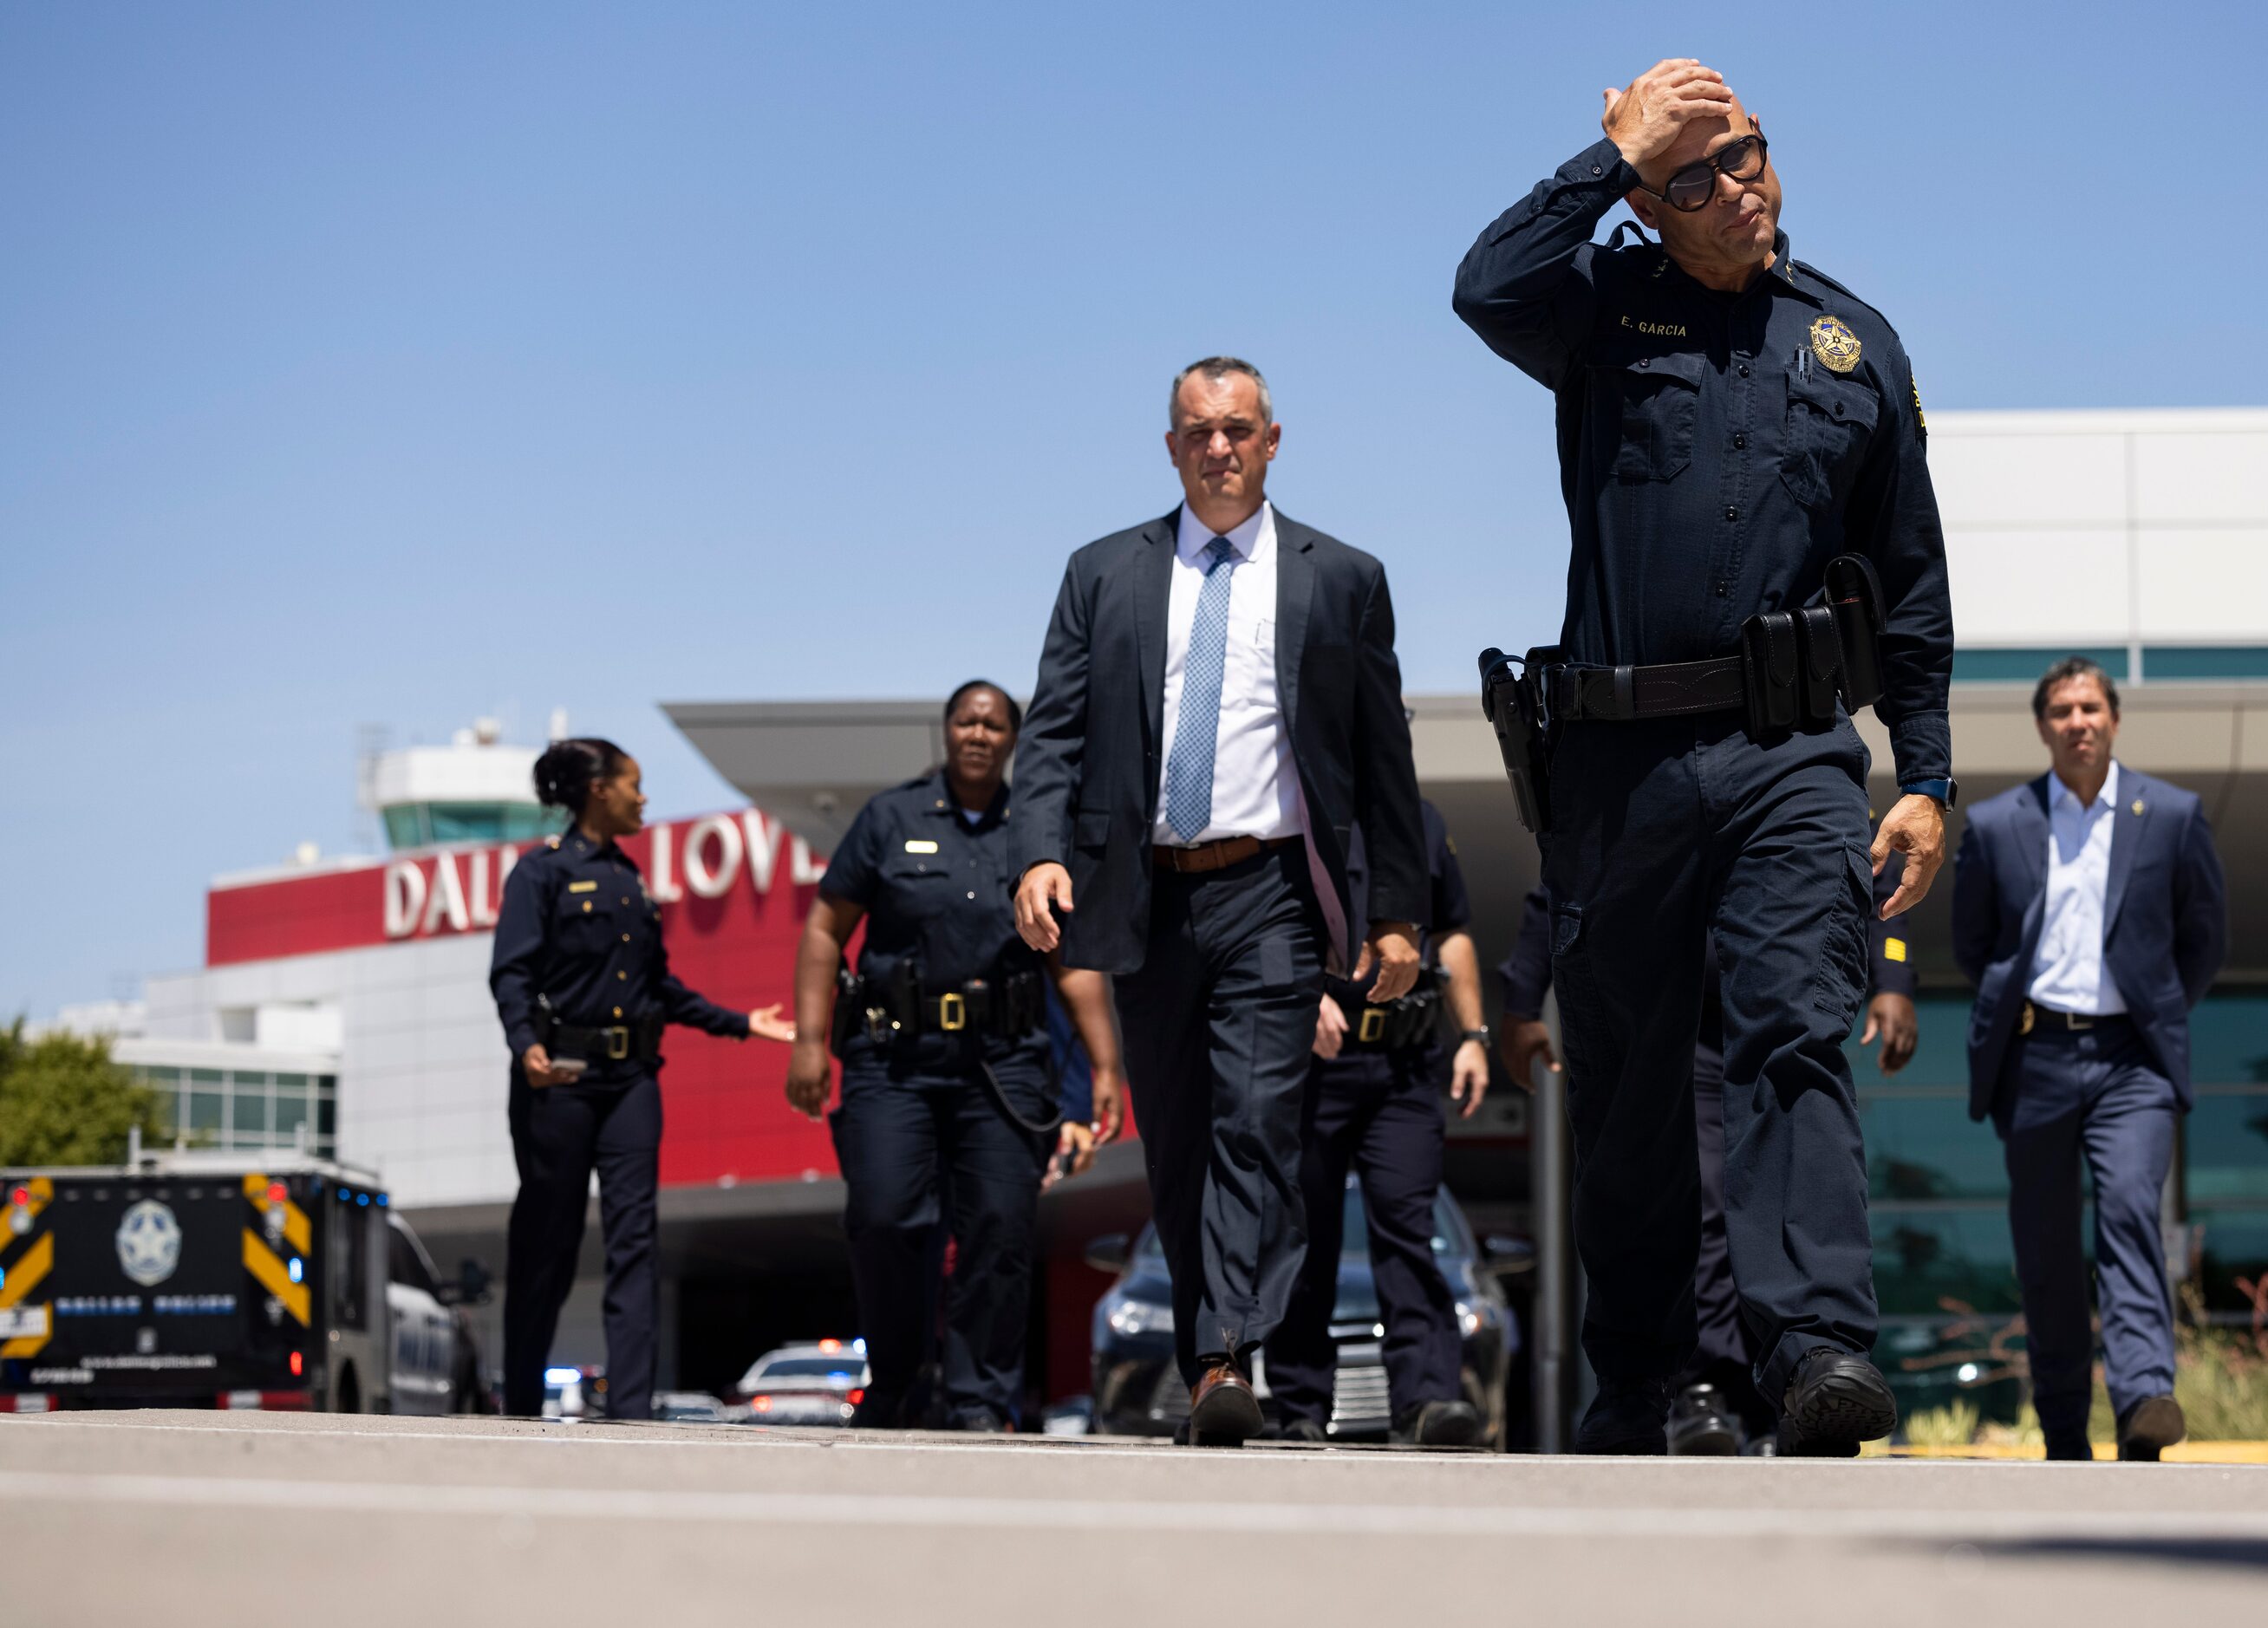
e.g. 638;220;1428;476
1953;657;2226;1461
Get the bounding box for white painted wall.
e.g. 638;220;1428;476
1929;407;2268;653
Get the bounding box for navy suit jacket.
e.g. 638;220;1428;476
1013;507;1425;975
1952;765;2226;1119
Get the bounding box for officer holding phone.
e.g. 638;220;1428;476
490;736;788;1422
786;681;1126;1430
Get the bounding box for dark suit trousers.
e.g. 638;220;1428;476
1993;1020;2178;1436
504;1070;662;1421
1270;1047;1463;1427
1116;846;1326;1387
1542;713;1879;1401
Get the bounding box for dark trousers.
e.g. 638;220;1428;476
1116;846;1326;1386
1270;1046;1463;1426
1992;1020;2178;1436
1685;1039;1770;1431
830;1045;1050;1424
503;1070;662;1421
1542;713;1878;1400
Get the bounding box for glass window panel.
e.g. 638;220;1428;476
2188;995;2268;1087
232;1081;269;1136
1876;1317;2034;1425
273;1084;310;1142
317;1095;336;1136
1861;1094;2009;1201
274;1072;308;1091
188;1090;224;1133
316;1075;337;1095
1871;1207;2030;1318
1844;994;1976;1090
190;1068;224;1086
137;1066;179;1090
2141;645;2268;681
2186;1091;2268;1205
2191;1208;2268;1317
1953;647;2128;684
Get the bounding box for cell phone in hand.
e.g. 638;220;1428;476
549;1057;588;1082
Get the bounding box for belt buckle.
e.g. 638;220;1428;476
2069;1011;2093;1032
1358;1008;1387;1045
606;1026;630;1060
938;992;967;1032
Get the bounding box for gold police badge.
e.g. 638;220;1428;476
1810;316;1861;374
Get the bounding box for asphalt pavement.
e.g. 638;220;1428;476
7;1410;2267;1625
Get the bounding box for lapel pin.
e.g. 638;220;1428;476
2131;800;2145;817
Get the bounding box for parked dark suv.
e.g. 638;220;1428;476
1085;1180;1522;1446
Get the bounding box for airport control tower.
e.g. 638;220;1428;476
357;716;564;851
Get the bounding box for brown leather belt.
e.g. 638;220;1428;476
1152;835;1302;875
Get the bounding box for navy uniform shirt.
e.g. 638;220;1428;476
1453;137;1954;785
490;827;745;1074
1328;799;1470;1011
821;771;1045;1062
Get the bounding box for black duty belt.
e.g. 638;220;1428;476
1545;654;1747;721
552;1019;662;1065
831;964;1047;1054
1332;969;1446;1053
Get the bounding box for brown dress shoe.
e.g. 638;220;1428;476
1188;1361;1262;1446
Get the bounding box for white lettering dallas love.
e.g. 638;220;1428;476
380;809;825;941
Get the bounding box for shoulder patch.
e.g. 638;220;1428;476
1911;374;1927;441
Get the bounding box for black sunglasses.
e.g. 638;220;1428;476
1634;133;1769;212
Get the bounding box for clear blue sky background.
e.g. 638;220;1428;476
4;2;2263;1018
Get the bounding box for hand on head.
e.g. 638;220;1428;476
1601;59;1735;170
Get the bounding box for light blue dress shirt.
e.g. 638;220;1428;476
2028;759;2126;1016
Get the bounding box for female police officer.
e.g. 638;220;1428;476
490;736;788;1422
786;681;1125;1430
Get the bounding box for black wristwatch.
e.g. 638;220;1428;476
1460;1026;1493;1050
1900;778;1959;809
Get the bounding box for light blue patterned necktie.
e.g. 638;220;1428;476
1163;537;1238;843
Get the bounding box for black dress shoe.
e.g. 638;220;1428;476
2043;1431;2095;1462
1394;1398;1483;1448
1280;1417;1330;1445
2116;1395;2185;1462
1776;1348;1898;1457
1666;1383;1742;1456
1575;1377;1671;1455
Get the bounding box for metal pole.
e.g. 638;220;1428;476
1530;992;1569;1454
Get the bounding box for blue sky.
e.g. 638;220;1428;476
4;2;2263;1018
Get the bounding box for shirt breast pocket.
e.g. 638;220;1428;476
1781;372;1880;510
1603;351;1705;482
555;889;614;954
882;858;953;919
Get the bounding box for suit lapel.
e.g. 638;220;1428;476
1132;510;1177;754
2103;764;2149;936
1274;513;1315;730
2011;775;2053;969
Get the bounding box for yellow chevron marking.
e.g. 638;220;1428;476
240;1173;312;1254
242;1229;310;1326
0;1231;53;1309
0;1320;49;1359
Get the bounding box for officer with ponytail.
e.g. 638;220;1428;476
491;737;790;1420
787;681;1126;1429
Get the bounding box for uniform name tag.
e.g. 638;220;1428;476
567;881;598;893
903;840;940;854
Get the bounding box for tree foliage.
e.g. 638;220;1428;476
0;1019;167;1166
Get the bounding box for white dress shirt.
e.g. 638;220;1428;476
2028;759;2127;1016
1152;501;1307;847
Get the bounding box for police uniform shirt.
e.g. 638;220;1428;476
1453;137;1955;786
1329;799;1468;1011
490;829;745;1073
820;771;1045;1056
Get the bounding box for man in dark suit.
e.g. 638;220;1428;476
1953;656;2227;1461
1013;356;1426;1445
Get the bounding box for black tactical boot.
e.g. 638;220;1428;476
1574;1377;1672;1455
1776;1348;1898;1457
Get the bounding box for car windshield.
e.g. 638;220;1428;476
1137;1188;1470;1260
756;1356;860;1377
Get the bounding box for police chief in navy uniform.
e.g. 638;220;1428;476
787;681;1125;1430
1453;61;1955;1453
1270;798;1495;1447
1013;358;1427;1446
1501;843;1917;1453
491;738;787;1421
1954;658;2227;1461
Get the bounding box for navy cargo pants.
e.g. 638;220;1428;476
1269;1046;1464;1428
1543;710;1879;1403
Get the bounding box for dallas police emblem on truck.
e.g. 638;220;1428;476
115;1199;183;1287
